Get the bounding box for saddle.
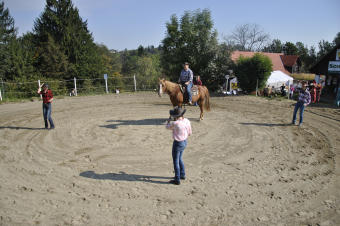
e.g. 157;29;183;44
179;84;199;103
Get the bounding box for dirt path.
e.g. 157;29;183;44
0;93;339;225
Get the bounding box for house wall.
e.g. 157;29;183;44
310;46;340;99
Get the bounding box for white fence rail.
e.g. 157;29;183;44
0;75;157;101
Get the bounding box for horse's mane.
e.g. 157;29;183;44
164;80;178;94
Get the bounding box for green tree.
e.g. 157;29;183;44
295;41;309;72
262;39;283;53
306;46;317;70
121;52;138;75
135;55;161;90
0;1;16;42
33;0;103;79
109;72;125;91
317;40;334;59
4;37;43;97
283;42;298;55
36;34;69;78
333;32;340;46
18;32;42;79
96;44;122;75
137;45;145;56
1;24;43;98
81;79;94;94
203;43;233;90
234;53;272;92
161;9;230;90
0;1;17;81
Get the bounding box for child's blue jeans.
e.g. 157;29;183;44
172;140;187;182
292;102;305;125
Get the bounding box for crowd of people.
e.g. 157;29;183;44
263;80;323;104
293;80;323;103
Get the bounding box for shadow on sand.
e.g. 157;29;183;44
240;122;292;127
0;126;45;130
99;118;166;129
80;171;172;184
99;117;200;129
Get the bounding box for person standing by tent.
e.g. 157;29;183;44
292;82;311;126
289;84;295;99
316;83;322;103
37;83;55;129
280;83;286;96
310;81;317;103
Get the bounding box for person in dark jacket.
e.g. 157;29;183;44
37;83;55;129
292;83;311;126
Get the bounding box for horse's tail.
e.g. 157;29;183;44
203;86;211;111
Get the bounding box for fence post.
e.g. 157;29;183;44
133;74;137;92
74;77;77;96
256;79;258;97
0;88;2;101
105;78;108;94
104;74;108;94
38;80;42;99
1;78;4;99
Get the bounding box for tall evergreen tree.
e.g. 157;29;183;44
36;34;69;78
0;1;16;43
0;1;17;81
33;0;103;79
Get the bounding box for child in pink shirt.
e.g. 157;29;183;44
166;107;192;185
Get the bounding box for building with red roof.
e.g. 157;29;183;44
231;51;301;74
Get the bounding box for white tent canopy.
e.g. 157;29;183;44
266;70;293;88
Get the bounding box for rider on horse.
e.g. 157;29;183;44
178;62;194;105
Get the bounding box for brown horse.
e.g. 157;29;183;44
158;78;210;120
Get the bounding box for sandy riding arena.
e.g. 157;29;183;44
0;93;339;225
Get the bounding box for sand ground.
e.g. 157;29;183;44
0;93;339;226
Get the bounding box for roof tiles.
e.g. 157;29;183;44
231;51;297;74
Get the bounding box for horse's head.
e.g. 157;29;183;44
158;78;166;97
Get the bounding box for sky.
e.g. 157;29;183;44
3;0;340;51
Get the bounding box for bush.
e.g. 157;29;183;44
45;80;68;96
234;53;272;92
109;72;125;92
81;79;95;94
